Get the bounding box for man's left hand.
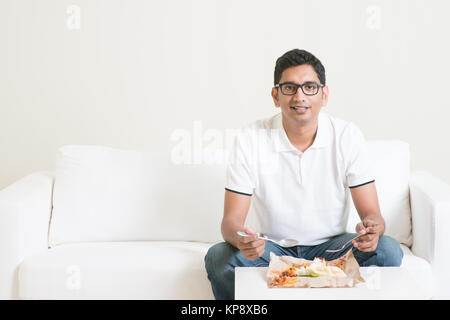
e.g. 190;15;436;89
353;218;382;252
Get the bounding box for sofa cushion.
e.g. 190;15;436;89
345;140;412;247
18;241;215;299
49;145;226;246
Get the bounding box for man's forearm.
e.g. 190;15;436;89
221;217;244;248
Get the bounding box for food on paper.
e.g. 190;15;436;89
267;249;365;288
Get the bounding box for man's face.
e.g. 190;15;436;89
271;64;329;127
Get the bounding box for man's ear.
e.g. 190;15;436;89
271;87;280;107
321;85;329;107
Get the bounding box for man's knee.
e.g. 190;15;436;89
204;242;238;300
204;242;236;276
376;235;404;266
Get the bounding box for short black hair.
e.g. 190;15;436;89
274;49;326;86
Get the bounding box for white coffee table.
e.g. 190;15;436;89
235;267;429;300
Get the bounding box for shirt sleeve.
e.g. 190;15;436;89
225;129;256;196
343;123;375;188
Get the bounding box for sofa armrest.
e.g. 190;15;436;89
0;171;54;299
409;170;450;299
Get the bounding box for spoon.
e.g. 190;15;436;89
237;231;300;248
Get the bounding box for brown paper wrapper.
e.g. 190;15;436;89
267;249;365;288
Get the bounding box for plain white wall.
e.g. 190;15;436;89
1;0;450;189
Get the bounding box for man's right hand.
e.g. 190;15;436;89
236;226;266;260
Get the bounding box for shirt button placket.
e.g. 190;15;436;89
298;152;303;185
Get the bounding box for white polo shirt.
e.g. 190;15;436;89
225;111;375;246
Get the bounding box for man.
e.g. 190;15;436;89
204;49;403;300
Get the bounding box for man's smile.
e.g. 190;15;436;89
290;105;310;114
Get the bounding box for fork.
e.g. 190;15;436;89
325;233;366;253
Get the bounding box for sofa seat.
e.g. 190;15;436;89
18;241;433;300
18;241;215;300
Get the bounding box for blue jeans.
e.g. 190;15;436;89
204;233;403;300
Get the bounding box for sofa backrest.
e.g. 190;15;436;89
49;145;227;247
49;141;412;247
344;140;412;246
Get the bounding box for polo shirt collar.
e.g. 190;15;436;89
272;111;330;153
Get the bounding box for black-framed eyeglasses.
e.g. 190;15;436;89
275;81;324;96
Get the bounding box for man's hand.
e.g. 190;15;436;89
352;218;382;252
237;226;266;260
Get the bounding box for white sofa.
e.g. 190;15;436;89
0;141;449;299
